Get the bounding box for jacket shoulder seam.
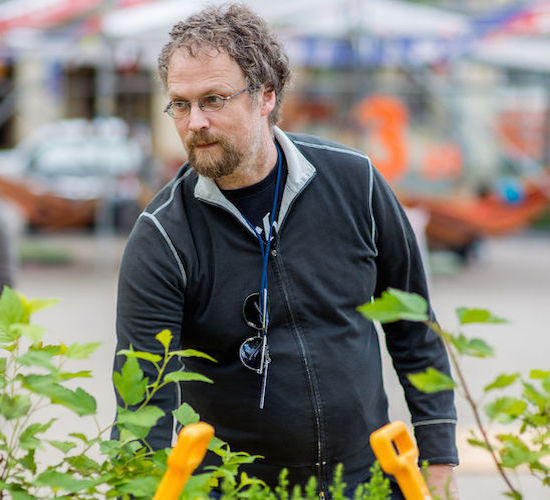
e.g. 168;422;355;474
139;212;187;287
151;168;193;216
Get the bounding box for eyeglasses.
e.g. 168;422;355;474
163;86;251;119
239;292;270;375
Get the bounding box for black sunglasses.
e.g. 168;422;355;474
239;292;270;374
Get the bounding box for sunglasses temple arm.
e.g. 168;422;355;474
261;288;268;331
259;344;269;410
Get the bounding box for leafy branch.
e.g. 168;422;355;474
359;288;550;499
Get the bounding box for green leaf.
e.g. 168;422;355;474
20;419;56;450
117;476;160;496
69;432;89;442
208;435;227;452
33;470;100;493
21;374;96;415
529;369;550;380
17;349;57;372
113;356;148;406
0;327;18;344
0;287;25;339
172;402;200;426
58;370;92;380
0;394;32;420
10;487;36;500
182;473;212;496
49;440;77;453
358;289;429;323
170;349;217;363
456;307;507;325
449;334;494;358
0;357;6;374
484;373;520;392
522;382;548;408
117;405;165;428
484;397;527;423
23;297;59;316
64;342;102;360
12;324;45;344
17;449;37;475
163;371;213;384
467;438;491;451
117;349;162;363
66;454;101;472
407;367;456;393
99;439;124;459
156;329;172;350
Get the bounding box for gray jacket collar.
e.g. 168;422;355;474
194;127;316;235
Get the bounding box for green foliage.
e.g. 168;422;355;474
408;367;456;393
357;288;429;323
359;289;550;498
1;287;391;499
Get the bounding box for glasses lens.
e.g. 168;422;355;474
243;292;268;330
199;94;225;112
240;336;268;372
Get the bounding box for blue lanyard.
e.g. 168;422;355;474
240;142;283;332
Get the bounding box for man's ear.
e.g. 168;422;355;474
259;86;276;117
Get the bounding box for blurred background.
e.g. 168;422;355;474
1;0;549;497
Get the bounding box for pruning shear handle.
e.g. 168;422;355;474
370;421;432;500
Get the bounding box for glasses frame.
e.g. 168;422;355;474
239;292;270;375
163;85;251;119
239;335;270;374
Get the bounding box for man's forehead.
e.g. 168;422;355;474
167;48;244;89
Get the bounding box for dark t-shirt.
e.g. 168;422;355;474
221;150;287;243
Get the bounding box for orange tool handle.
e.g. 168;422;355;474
370;421;432;500
153;422;214;500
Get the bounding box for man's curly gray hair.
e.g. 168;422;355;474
158;3;291;127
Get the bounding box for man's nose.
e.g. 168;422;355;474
187;103;209;131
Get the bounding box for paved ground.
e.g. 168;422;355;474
13;230;550;498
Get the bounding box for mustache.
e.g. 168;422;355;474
185;131;220;149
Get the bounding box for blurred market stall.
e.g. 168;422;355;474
0;0;549;251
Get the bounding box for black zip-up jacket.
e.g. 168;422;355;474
113;128;458;492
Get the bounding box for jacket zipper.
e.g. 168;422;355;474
271;243;327;495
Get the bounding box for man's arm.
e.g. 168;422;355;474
112;215;186;450
426;465;458;499
369;164;459;468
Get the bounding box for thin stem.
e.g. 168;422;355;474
429;321;520;497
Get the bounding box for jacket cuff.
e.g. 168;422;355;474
413;420;459;466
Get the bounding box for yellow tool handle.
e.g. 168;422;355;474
370;421;432;500
153;422;214;500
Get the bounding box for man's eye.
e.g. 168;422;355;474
202;95;223;105
173;101;189;110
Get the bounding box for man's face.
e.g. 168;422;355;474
166;48;270;180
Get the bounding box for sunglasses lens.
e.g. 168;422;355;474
243;293;268;330
240;336;265;371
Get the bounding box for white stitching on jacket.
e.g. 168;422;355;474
413;419;457;427
139;212;187;287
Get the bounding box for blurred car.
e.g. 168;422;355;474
0;117;156;231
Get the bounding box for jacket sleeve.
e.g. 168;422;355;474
370;164;458;466
111;213;186;450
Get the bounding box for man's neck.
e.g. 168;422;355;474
215;138;278;190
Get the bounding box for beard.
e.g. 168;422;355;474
185;130;244;179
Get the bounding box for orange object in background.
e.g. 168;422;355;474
421;143;463;180
356;95;409;183
153;422;214;500
370;421;432;500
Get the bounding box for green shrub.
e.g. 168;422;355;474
359;288;550;500
0;287;390;499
